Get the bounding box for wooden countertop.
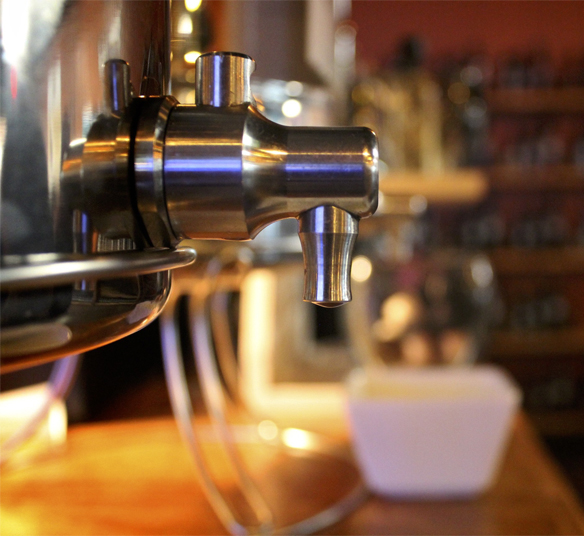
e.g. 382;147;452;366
1;414;583;536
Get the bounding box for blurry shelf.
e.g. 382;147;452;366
486;87;584;114
489;165;584;192
530;409;584;437
379;169;488;206
488;327;584;357
488;247;584;276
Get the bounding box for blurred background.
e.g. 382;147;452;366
3;0;584;500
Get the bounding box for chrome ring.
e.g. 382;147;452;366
134;95;179;247
0;247;196;291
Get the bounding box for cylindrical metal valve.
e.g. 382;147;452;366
129;51;378;307
160;51;378;307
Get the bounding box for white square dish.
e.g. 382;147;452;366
345;365;522;498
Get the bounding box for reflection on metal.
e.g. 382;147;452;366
133;96;180;247
1;323;73;358
1;271;172;371
103;59;132;117
0;248;196;291
0;0;172;368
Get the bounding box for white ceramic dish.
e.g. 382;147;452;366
344;365;522;498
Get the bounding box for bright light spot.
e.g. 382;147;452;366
185;0;202;12
286;80;304;97
381;292;420;326
281;428;312;450
373;292;422;342
48;403;67;444
257;420;278;441
184;51;201;64
184;89;196;104
281;99;302;119
177;14;193;35
470;257;494;288
409;195;427;214
69;138;87;148
2;0;30;67
352;255;373;282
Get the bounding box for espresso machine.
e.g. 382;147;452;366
0;0;378;372
0;2;377;532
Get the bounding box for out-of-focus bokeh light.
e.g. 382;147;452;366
352;255;373;282
257;420;279;441
281;428;312;450
184;51;201;64
285;80;304;97
409;194;428;214
185;68;196;84
185;0;202;12
281;98;302;118
177;14;193;35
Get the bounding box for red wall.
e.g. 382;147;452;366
352;1;584;72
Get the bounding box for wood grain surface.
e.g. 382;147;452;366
1;414;583;536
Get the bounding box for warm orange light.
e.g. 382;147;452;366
184;51;201;64
281;428;312;450
185;0;202;12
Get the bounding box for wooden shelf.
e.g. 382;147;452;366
488;247;584;276
380;169;488;206
488;327;584;357
486;87;584;114
488;165;584;192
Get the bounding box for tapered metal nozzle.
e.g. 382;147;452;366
298;205;359;308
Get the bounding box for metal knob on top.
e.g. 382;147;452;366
195;52;255;107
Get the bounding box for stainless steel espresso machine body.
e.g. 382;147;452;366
0;0;378;372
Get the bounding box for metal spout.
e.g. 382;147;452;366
131;51;378;307
298;206;359;308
